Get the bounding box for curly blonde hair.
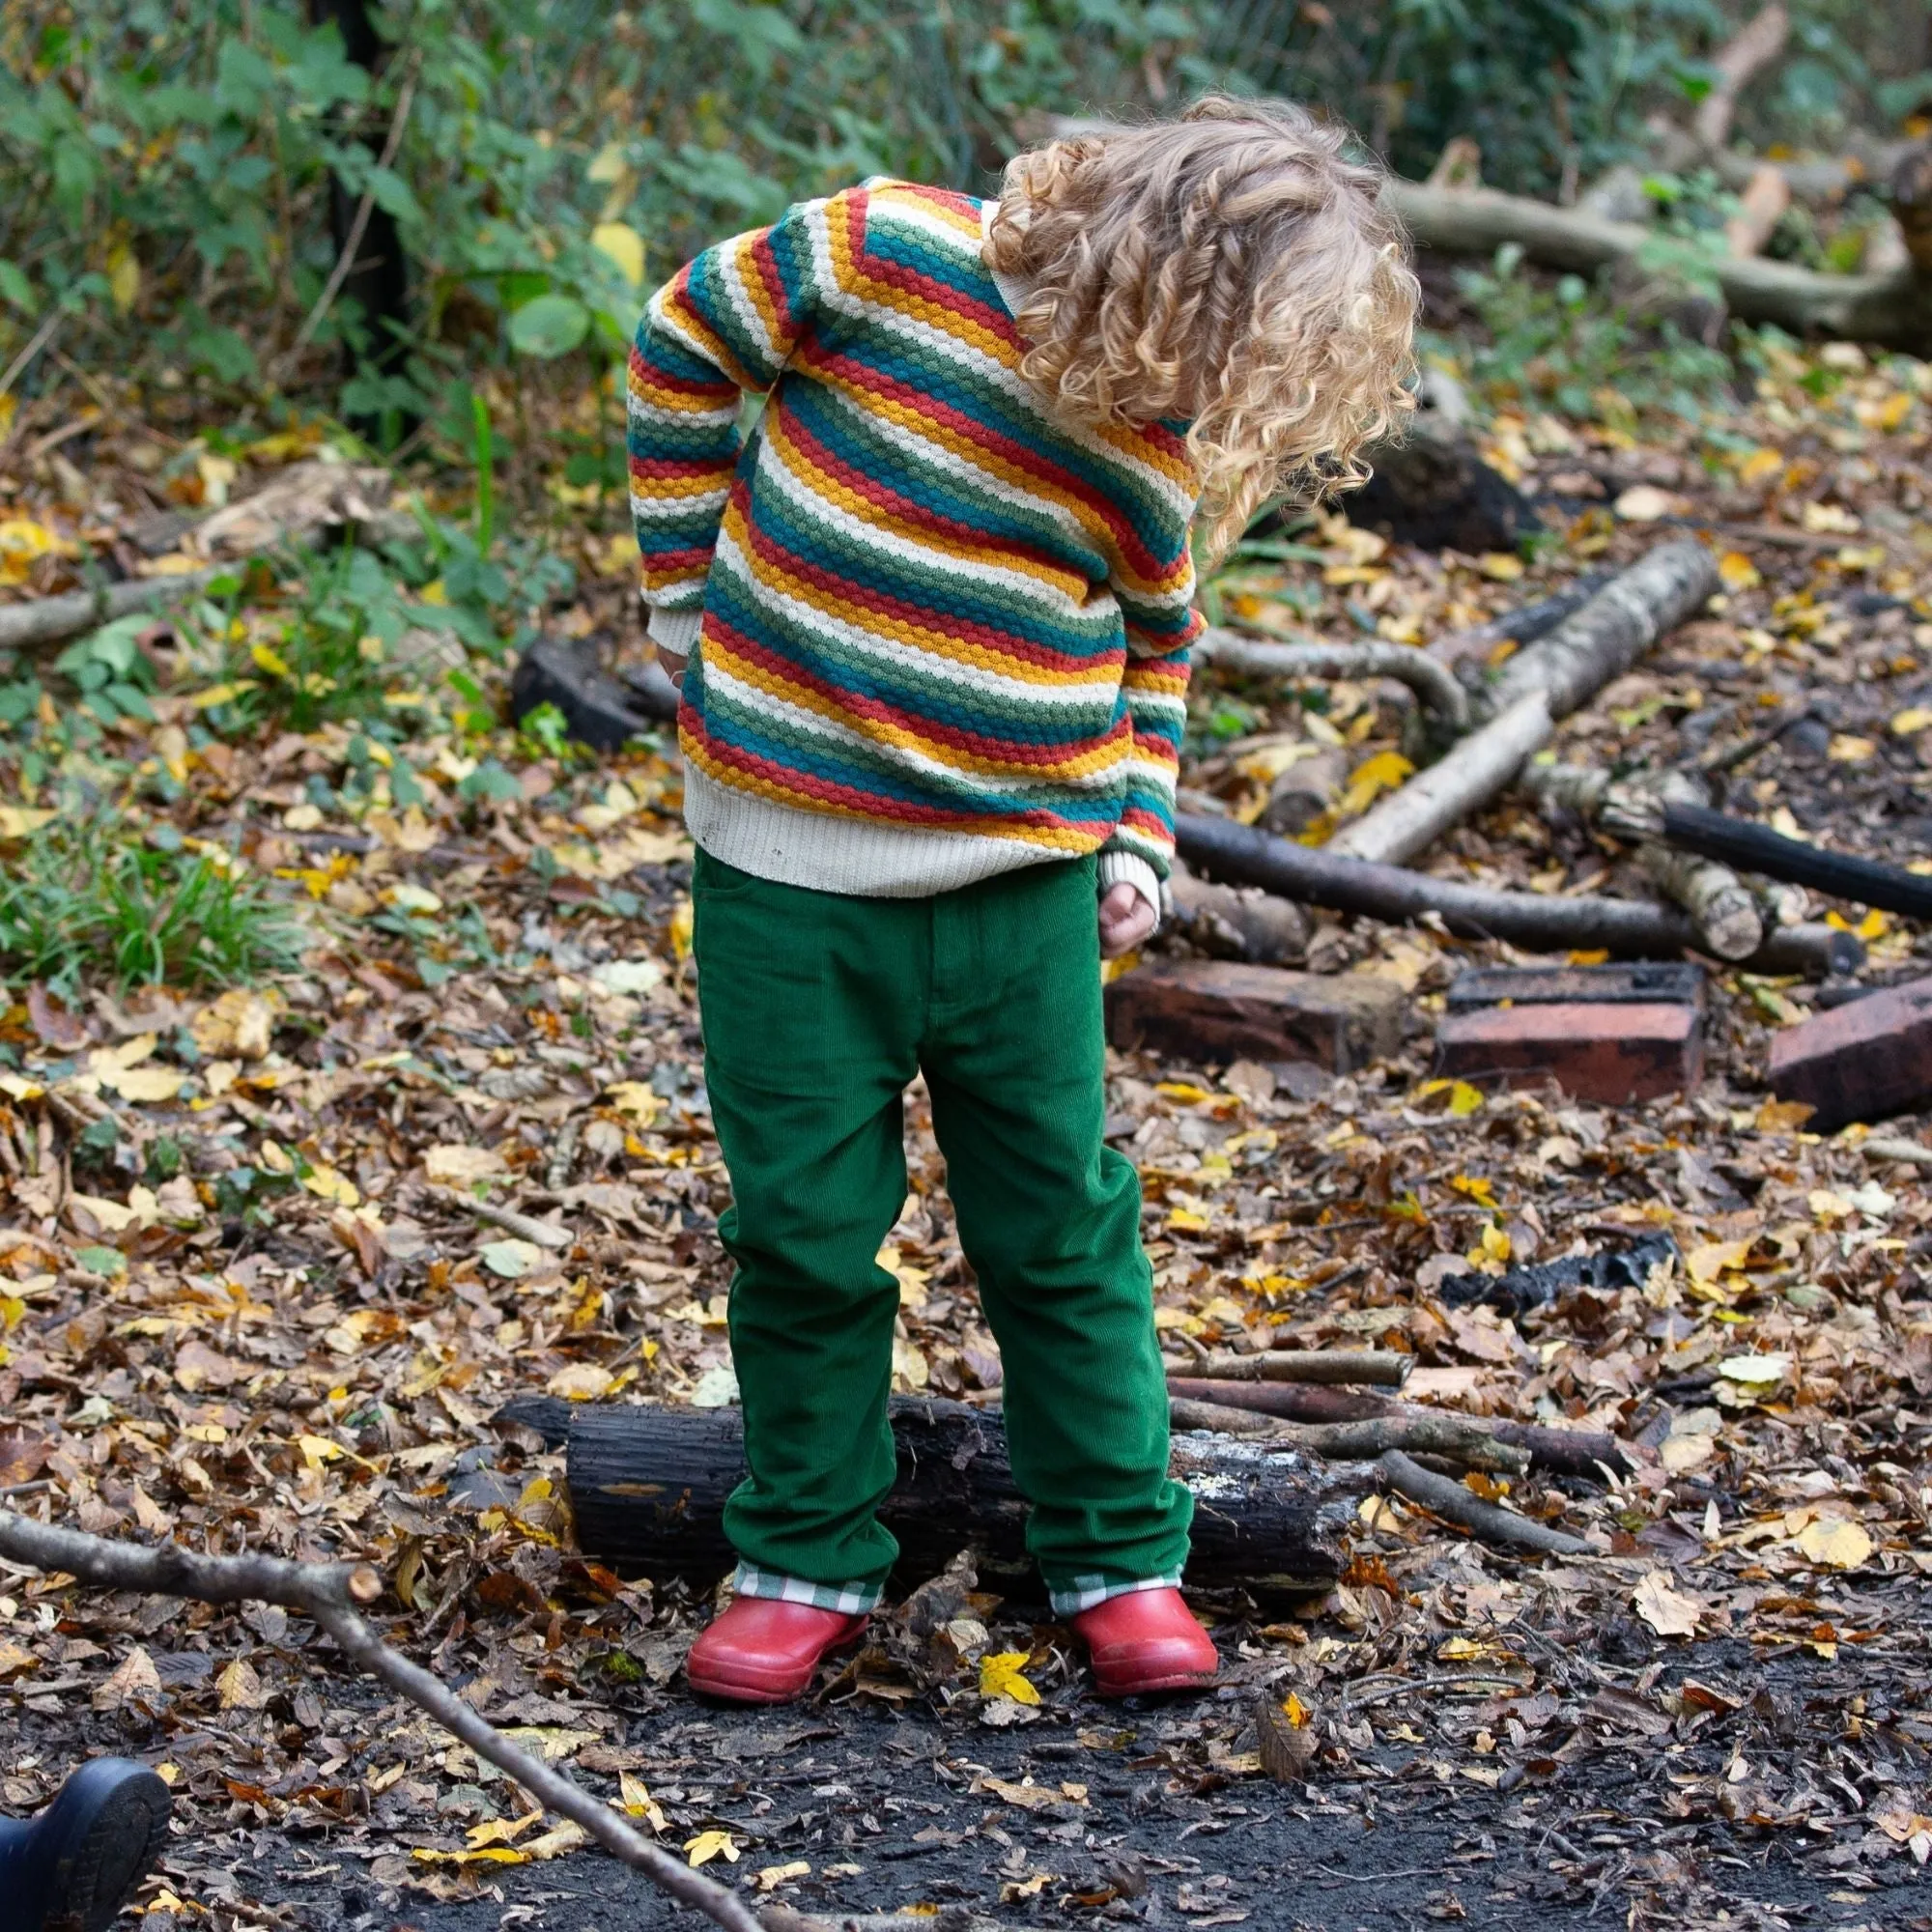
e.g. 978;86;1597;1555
985;96;1419;564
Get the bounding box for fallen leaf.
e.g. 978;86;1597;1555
684;1830;739;1868
480;1237;542;1279
424;1145;506;1185
980;1651;1040;1706
1632;1571;1701;1639
1796;1517;1873;1570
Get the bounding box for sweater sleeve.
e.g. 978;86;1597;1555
626;194;837;617
1099;452;1204;882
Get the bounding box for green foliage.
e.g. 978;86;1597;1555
0;0;1208;429
1438;245;1737;425
1208;1;1928;197
0;810;308;994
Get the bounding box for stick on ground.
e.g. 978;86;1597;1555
0;1508;781;1932
1377;1451;1592;1557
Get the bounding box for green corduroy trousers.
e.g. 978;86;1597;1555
692;846;1192;1613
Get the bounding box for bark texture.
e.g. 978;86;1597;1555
561;1399;1357;1600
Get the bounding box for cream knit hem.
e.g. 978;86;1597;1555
684;767;1159;918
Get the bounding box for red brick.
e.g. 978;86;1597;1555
1104;960;1404;1070
1768;975;1932;1132
1434;1000;1701;1103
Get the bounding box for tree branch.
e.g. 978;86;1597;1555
1377;1450;1592;1557
0;1507;781;1932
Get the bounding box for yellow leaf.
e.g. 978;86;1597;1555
185;679;259;710
1827;733;1875;763
106;240;141;315
1825;908;1888;940
1449;1173;1496;1208
1874;389;1914;433
216;1658;265;1710
1754;1096;1814;1132
0;807;55;838
1477;1222;1512;1264
605;1081;664;1123
301;1163;359;1208
109;1066;187;1104
0;518;78;585
1166;1208;1211;1233
685;1830;740;1868
1156;1081;1213;1104
756;1861;811;1891
1737;446;1784;485
1567;947;1610;966
1890;705;1932;737
668;896;695;961
1716;551;1761;592
1687;1238;1754;1289
1281;1690;1310;1727
251;640;293;679
619;1771;669;1833
1476;552;1524;581
591;221;646;288
1797;1516;1872;1570
1446;1081;1483;1118
547;1362;613;1401
298;1434;343;1468
980;1651;1041;1706
1337;750;1414;817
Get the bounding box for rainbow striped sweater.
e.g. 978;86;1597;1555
626;178;1202;908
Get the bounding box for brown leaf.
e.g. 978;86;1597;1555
0;1429;49;1487
93;1644;164;1712
1255;1690;1319;1782
26;983;89;1050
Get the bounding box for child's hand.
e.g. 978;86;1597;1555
657;647;688;691
1097;881;1157;957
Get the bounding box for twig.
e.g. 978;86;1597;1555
1661;804;1932;922
1694;702;1815;778
434;1185;574;1251
1339;1672;1531;1710
279;64;419;374
1378;1450;1591;1557
0;570;226;656
0;1508;782;1932
0;307;66;403
1194;631;1470;733
1174;1349;1411;1388
1171;1400;1529;1474
1862;1137;1932;1170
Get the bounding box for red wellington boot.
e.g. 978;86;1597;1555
1071;1587;1219;1697
685;1598;868;1704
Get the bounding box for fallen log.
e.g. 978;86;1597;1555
1426;572;1615;673
1331;542;1721;866
1660;803;1932;923
1193;629;1470;734
1165;1378;1388;1425
1385;171;1932;353
1169;1348;1411;1388
1178;812;1862;977
559;1398;1358;1599
1167;862;1313;966
1520;762;1763;959
1326;691;1552;866
0;569;225;656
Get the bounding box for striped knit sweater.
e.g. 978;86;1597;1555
626;178;1202;907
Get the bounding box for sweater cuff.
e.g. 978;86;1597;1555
1097;850;1162;929
647;605;703;656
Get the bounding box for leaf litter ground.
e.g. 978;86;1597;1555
2;332;1932;1932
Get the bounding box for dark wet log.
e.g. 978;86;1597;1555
1174;813;1863;977
1661;804;1932;923
561;1398;1355;1600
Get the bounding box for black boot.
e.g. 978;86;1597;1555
0;1758;171;1932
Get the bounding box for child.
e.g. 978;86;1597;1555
628;96;1416;1702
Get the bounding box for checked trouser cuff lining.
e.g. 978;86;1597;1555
1046;1571;1184;1616
730;1564;882;1615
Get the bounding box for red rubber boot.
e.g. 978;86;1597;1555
1071;1588;1219;1697
685;1598;868;1704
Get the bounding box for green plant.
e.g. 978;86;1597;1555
1438;245;1737;426
0;811;308;993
